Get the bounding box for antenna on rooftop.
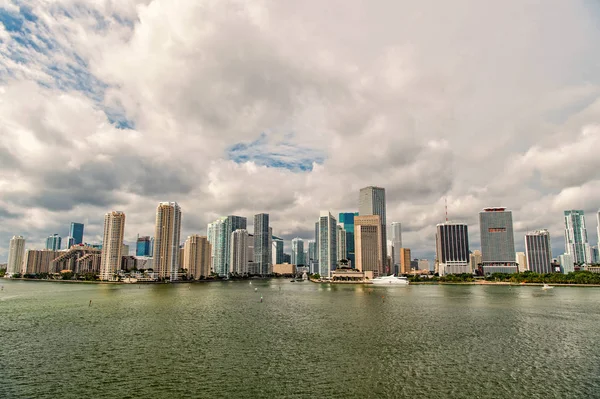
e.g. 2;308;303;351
445;197;448;222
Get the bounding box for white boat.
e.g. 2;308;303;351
542;284;553;290
371;275;409;285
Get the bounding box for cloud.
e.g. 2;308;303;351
2;0;600;262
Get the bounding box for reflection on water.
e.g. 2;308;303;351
1;280;599;398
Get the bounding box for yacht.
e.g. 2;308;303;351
371;275;409;285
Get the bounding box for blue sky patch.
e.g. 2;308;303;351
228;133;325;172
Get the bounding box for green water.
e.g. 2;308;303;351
1;280;599;398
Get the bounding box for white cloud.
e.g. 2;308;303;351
2;0;600;261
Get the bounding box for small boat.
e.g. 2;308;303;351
290;280;296;282
371;275;409;285
542;284;553;290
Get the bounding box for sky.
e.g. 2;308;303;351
1;0;600;262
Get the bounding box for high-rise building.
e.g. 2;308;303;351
153;202;182;281
22;249;61;275
69;222;84;245
591;246;600;264
417;259;430;271
207;218;224;274
291;238;305;266
597;210;600;248
254;213;270;275
46;234;62;251
272;237;284;265
400;248;411;274
564;210;591;264
336;225;347;262
7;236;25;276
99;211;125;281
479;207;518;274
559;253;574;273
230;229;250;275
359;186;387;273
469;250;482;272
136;236;152;256
516;252;527;272
338;212;358;267
354;215;382;277
390;222;402;274
65;236;75;249
317;211;337;278
307;240;317;273
436;222;470;276
184;235;211;279
525;230;552;274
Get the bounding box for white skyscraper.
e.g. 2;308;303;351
153;202;182;281
99;211;125;281
436;222;470;276
7;236;25;276
564;210;590;264
317;211;337;278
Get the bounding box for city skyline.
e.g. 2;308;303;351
3;3;600;265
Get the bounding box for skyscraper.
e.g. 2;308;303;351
479;207;518;274
136;236;152;256
354;215;382;277
359;186;387;273
469;250;482;272
99;211;125;281
69;222;84;245
338;212;358;267
254;213;270;275
390;222;402;274
400;248;411;274
307;240;317;273
564;210;591;264
184;235;211;279
435;222;470;276
272;237;284;265
291;238;305;266
525;230;552;274
153;202;182;281
7;236;25;276
46;234;61;251
317;211;337;278
231;229;250;275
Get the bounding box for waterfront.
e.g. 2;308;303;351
1;280;600;398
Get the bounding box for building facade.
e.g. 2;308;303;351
564;210;590;264
336;225;347;262
184;235;211;279
153;202;182;281
479;207;518;274
359;186;388;274
69;222;84;245
317;211;337;278
99;211;126;281
7;236;25;276
254;213;270;275
436;222;470;276
230;229;250;275
525;230;552;274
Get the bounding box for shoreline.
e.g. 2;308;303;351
4;277;600;288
